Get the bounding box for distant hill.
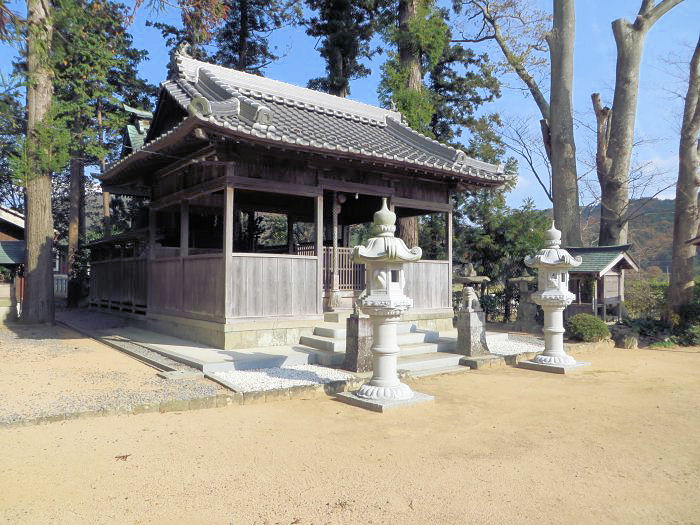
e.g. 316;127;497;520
546;198;690;271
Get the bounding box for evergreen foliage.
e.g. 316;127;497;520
305;0;380;97
214;0;300;74
566;313;611;342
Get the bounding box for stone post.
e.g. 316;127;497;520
518;222;589;374
456;286;489;357
343;312;373;372
337;198;433;411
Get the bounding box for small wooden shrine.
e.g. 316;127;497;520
565;245;639;322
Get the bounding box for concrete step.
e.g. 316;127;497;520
408;365;470;378
313;324;347;339
397;352;464;372
299;334;346;353
399;342;440;356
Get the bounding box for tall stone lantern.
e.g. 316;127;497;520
337;198;434;411
518;222;590;374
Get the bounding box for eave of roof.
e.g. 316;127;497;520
104;51;510;188
0;206;25;230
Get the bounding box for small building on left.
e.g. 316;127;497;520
0;206;68;321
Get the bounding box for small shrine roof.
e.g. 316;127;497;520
565;245;639;276
0;241;25;265
103;49;510;188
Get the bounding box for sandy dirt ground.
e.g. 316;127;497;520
1;344;699;524
0;324;223;424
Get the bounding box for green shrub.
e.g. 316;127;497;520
566;314;611;342
672;324;700;347
623;277;668;319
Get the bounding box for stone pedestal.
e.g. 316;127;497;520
343;315;373;372
456;287;489;357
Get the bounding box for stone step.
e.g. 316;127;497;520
399;342;440;356
397;352;464;372
299;334;346;353
300;329;437;354
313;324;347;339
408;365;470;378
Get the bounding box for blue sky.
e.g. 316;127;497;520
2;0;698;210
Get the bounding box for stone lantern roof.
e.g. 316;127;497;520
525;222;582;270
352;199;422;264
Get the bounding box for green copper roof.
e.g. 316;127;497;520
565;245;637;275
126;124;146;151
123;104;153;120
0;241;25;265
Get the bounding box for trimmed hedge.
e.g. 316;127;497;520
566;313;610;342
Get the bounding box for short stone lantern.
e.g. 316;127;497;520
337;198;434;411
518;222;590;373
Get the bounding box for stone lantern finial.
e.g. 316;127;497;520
544;220;561;248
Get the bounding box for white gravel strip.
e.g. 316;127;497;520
488;334;545;356
212;365;353;393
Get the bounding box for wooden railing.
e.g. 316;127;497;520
322;247;365;291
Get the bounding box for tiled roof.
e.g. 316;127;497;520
0;241;25;265
565;245;638;275
106;50;508;185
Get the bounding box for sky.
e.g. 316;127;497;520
1;0;699;210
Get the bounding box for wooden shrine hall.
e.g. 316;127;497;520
91;48;509;349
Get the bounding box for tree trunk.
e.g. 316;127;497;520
67;156;82;308
668;36;700;316
238;0;249;70
398;0;422;91
598;0;683;246
396;0;421;246
398;215;419;248
547;0;582;246
23;0;54;323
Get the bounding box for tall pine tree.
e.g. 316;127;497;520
214;0;300;74
52;0;153;306
305;0;380;97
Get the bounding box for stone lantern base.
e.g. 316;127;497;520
517;359;590;374
336;391;434;413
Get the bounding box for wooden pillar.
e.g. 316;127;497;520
147;209;156;313
247;211;256;252
592;279;598;318
446;209;453;307
287;214;294;254
180;200;189;257
617;271;623;322
102;191;111;237
224;180;234;319
315;193;324;314
330;191;340;309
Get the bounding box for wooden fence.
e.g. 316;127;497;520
89;257;147;314
322;247;365;291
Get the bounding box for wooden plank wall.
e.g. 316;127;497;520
228;254;318;318
149;255;225;319
404;260;451;310
89;258;147;312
